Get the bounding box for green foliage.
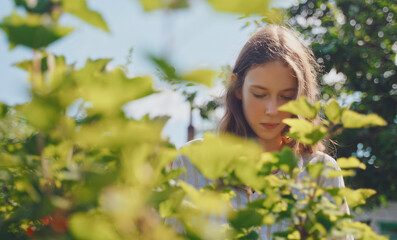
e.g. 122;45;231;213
62;0;109;32
0;12;73;49
285;0;397;205
206;0;271;15
0;0;390;239
280;97;387;146
139;0;189;12
279;97;321;119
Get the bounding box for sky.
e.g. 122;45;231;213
0;0;295;148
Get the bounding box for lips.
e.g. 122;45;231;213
260;123;279;130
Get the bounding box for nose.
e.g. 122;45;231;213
265;98;278;115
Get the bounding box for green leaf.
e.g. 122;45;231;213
178;181;230;214
207;0;271;15
307;162;324;179
15;95;61;132
0;13;73;49
70;59;154;116
336;157;366;170
324;99;343;124
326;169;356;178
148;55;179;82
69;213;121;240
327;188;376;207
0;103;8;118
338;221;389;240
74;118;164;148
228;209;264;229
14;0;53;14
237;230;259;240
283;118;327;145
181;69;217;87
179;133;263;180
15;54;71;94
139;0;189;11
342;110;387;128
278;97;320;119
273;147;298;175
62;0;110;32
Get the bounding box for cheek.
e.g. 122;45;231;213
242;96;263;118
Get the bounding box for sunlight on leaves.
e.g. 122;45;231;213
207;0;272;15
181;69;217;87
63;0;110;32
337;157;366;170
342;110;387;128
283;118;327;145
324;99;343;124
278;97;320;119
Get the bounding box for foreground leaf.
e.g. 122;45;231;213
181;69;217;87
342;110;387;128
207;0;271;15
0;13;73;49
283;118;327;145
278;97;320;119
63;0;110;32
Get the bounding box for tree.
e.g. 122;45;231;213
285;0;397;207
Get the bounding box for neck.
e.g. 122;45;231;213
258;136;282;152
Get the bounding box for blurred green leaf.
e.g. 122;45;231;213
181;69;217;87
69;212;121;240
15;94;61;132
180;133;263;180
74;118;165;148
338;221;389;240
273;147;298;175
207;0;271;15
336;157;366;170
228;208;264;229
178;181;231;215
70;59;154;116
139;0;189;11
324;99;343;124
14;0;54;14
149;55;179;82
0;103;8;118
0;13;73;49
15;54;71;94
279;97;320;119
342;110;387;128
327;188;376;207
306;162;324;179
62;0;110;32
283;118;327;145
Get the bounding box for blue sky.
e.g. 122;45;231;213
0;0;294;148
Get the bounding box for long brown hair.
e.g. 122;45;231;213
218;24;325;155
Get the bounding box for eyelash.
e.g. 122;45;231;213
253;94;293;100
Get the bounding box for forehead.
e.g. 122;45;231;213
244;61;297;90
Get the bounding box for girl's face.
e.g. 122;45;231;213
236;61;297;148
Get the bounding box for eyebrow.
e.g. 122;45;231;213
250;85;297;92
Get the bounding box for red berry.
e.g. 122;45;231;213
41;216;53;226
50;215;68;233
26;226;36;236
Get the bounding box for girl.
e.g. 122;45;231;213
169;24;350;239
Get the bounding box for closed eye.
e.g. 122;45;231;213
281;96;293;100
253;93;266;98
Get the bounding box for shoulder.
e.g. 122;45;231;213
179;138;204;149
305;151;340;170
172;138;204;168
